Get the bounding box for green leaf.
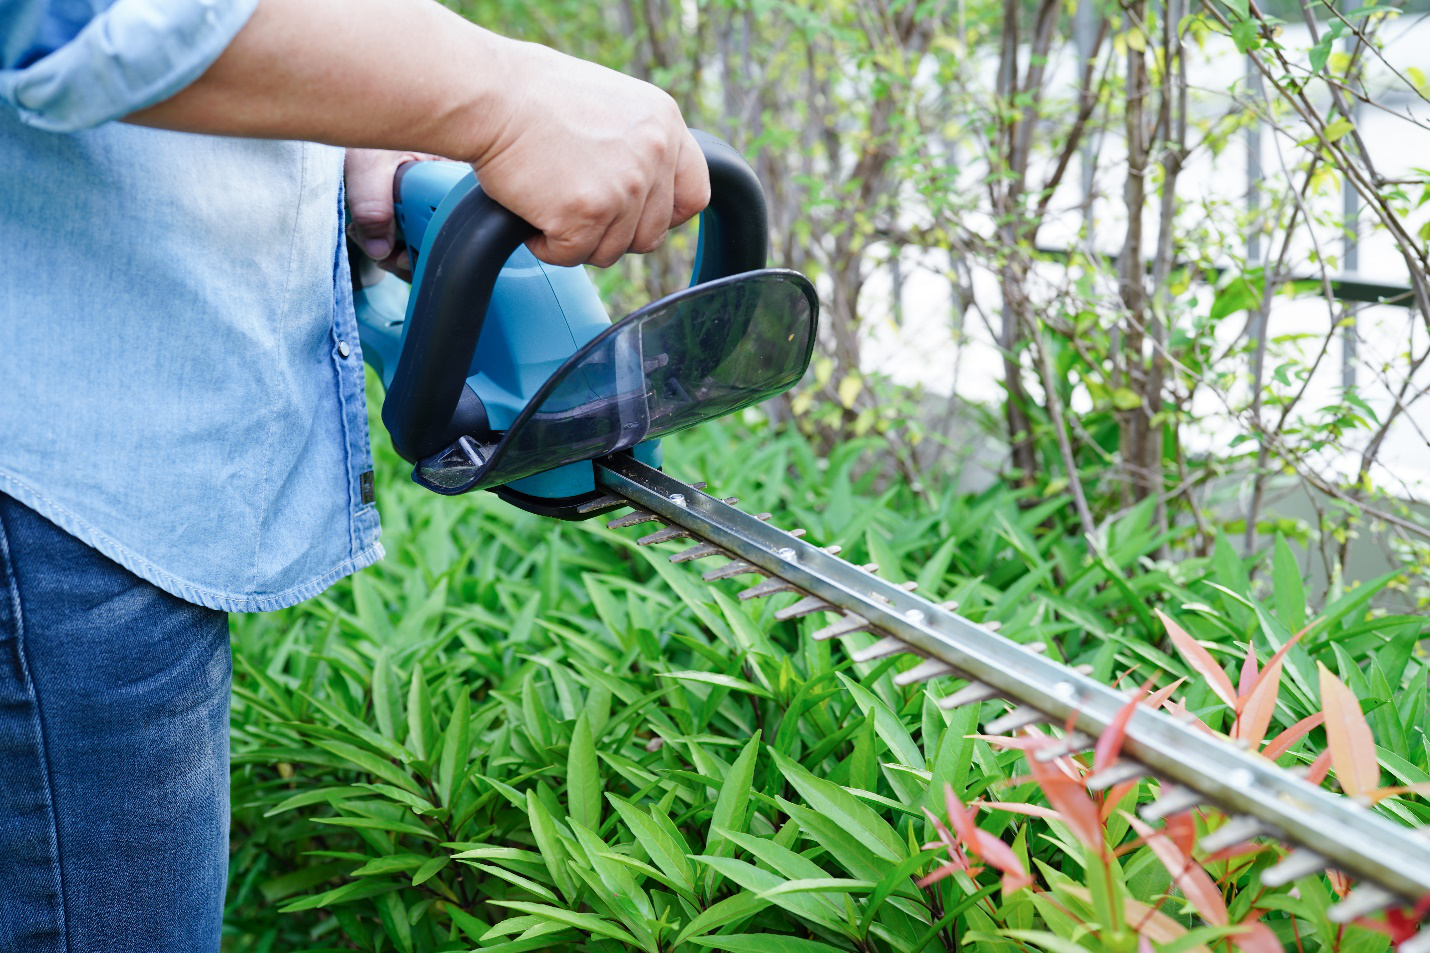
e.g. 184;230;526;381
691;937;849;953
659;670;772;698
568;711;601;831
405;667;430;761
608;795;696;894
378;891;414;953
671;891;771;947
706;731;760;861
769;749;904;860
411;854;450;886
487;901;643;948
526;789;575;901
311;740;422;795
437;690;470;806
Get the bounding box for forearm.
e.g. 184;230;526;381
126;0;505;162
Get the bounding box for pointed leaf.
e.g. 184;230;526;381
567;711;601;831
1318;663;1379;797
1126;814;1228;926
1262;712;1323;761
1158;610;1237;709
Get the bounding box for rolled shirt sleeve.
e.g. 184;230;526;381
0;0;260;132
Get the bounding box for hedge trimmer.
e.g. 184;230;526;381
353;132;1430;946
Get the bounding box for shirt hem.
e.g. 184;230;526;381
0;470;384;613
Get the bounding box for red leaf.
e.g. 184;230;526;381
1162;810;1197;856
1127;814;1229;926
1101;779;1140;822
1146;676;1187;710
1238;643;1259;703
1027;739;1104;850
971;829;1034;894
931;786;1030;895
1262;712;1324;761
1232;915;1284;953
1095;681;1152;774
979;801;1064;822
1236;655;1285;749
1158;610;1237;709
1305;749;1332;785
1318;663;1380;798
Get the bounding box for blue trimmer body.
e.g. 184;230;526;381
354;160;660;514
351;131;818;520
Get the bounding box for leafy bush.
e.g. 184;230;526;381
225;413;1428;952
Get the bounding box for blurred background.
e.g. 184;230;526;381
464;0;1430;606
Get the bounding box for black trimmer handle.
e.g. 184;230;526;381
689;129;768;283
383;130;769;463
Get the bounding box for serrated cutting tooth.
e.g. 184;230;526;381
1197;815;1265;853
893;658;957;686
639;525;693;545
1033;732;1094;762
812;613;870;641
940;600;959;611
851;636;911;662
984;705;1045;735
1260;849;1327;887
607;509;661;529
1085;761;1146;791
898;581;918;592
577;493;628;513
1140;785;1201;822
670;542;724;563
862;563;879;574
738;578;798;600
1328;884;1398;923
937;681;1002;709
775;596;835;621
983;619;1001;632
702;560;766;581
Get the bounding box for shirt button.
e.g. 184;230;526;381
338;341;351;358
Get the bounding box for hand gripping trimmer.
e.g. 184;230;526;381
353;130;819;519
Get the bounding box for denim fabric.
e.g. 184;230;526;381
0;491;232;953
0;1;386;611
1;0;260;131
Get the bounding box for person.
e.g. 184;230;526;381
0;0;709;949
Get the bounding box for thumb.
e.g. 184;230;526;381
344;149;425;262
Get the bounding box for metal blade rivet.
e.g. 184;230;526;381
905;609;925;624
777;547;796;560
1228;768;1255;789
669;493;687;507
1053;681;1076;700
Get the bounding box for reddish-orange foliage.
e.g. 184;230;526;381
919;785;1033;895
1261;712;1325;762
1317;663;1380;798
1026;738;1104;852
1158;610;1238;709
1126;814;1229;926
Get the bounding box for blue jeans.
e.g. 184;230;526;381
0;492;231;952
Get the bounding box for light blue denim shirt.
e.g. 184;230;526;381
0;0;384;611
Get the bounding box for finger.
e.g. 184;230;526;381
344;151;402;261
669;131;711;228
586;196;645;268
526;219;607;268
630;156;675;255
